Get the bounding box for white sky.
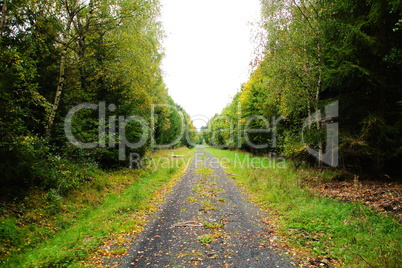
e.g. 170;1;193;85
159;0;262;130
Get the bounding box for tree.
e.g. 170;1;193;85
211;0;402;176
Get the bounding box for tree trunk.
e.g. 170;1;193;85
45;1;78;137
46;46;68;137
316;42;323;163
76;0;94;93
0;0;8;37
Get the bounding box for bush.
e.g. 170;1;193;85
0;136;53;193
0;136;98;199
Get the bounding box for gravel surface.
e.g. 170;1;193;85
119;146;292;267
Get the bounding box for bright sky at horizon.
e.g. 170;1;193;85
159;0;262;130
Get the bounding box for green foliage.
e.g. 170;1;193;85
0;0;197;195
0;217;22;245
0;148;195;266
153;98;198;149
205;0;402;175
0;2;198;264
208;147;402;268
197;234;213;245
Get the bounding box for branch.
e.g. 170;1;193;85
291;0;315;31
305;0;320;18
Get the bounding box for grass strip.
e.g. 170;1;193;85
206;147;402;268
1;147;194;267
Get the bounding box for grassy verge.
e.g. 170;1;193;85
206;147;402;268
0;147;195;267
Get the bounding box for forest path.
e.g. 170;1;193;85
119;146;292;268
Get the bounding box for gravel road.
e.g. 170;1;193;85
119;146;292;267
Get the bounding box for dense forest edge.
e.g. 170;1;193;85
0;0;199;200
203;0;402;180
0;0;200;263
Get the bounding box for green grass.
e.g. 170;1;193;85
203;221;224;230
197;234;213;245
206;147;402;268
197;231;224;245
186;196;197;202
200;200;216;212
0;147;195;267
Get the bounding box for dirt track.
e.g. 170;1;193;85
119;146;292;267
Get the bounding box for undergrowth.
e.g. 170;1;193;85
0;147;194;267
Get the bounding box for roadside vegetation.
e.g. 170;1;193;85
1;0;401;267
201;1;402;266
203;0;402;178
0;147;195;267
207;147;402;268
0;1;199;266
0;0;198;202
